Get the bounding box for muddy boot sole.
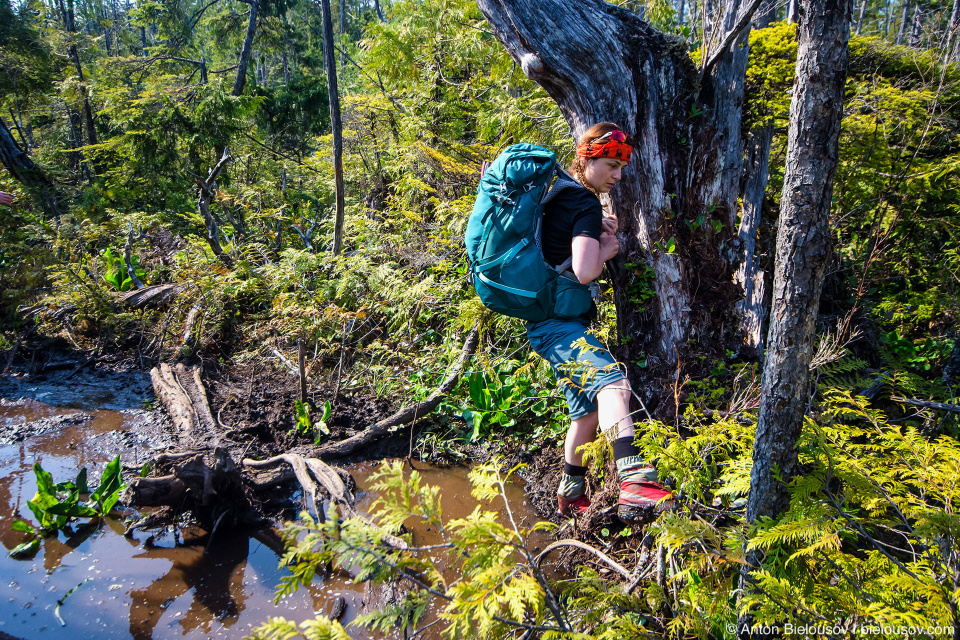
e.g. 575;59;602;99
617;499;675;524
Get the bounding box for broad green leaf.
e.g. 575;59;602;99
9;539;40;558
11;520;36;534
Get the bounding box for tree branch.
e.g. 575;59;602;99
891;395;960;414
701;0;765;80
313;320;484;458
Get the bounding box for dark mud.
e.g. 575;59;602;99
203;361;401;459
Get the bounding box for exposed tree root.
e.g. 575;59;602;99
123;447;256;531
312;320;482;459
243;453;408;549
536;539;632;580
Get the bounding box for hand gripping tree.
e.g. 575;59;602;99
476;0;764;415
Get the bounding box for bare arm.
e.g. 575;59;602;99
572;229;619;284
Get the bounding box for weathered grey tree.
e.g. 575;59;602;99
738;1;853;635
736;8;777;354
319;0;346;255
476;0;764;414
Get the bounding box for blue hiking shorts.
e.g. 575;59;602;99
526;318;627;419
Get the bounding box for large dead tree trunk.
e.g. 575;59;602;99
320;0;346;255
477;0;758;413
739;0;852;635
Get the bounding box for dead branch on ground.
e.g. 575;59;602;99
312;320;482;459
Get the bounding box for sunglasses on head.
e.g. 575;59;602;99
594;130;627;143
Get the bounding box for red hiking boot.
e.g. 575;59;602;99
617;480;675;523
557;493;591;517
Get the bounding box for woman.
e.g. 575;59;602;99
529;122;674;522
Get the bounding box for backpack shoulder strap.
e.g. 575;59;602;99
542;164;586;205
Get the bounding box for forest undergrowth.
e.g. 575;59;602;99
2;0;960;637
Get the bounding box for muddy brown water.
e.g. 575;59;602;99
0;371;549;639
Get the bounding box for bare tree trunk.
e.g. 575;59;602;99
738;1;852;636
786;0;799;23
320;0;346;255
910;1;923;47
65;0;98;153
897;0;911;44
736;128;770;356
945;0;960;65
0;119;61;217
855;0;868;34
339;0;347;68
196;149;233;265
477;0;757;413
374;0;385;21
736;8;777;355
65;107;83;172
232;0;259;96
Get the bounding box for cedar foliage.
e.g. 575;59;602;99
1;1;960;637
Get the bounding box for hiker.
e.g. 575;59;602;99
528;122;674;522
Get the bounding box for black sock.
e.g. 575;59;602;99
612;436;640;462
563;462;587;476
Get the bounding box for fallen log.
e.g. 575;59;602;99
312;320;482;459
149;363;218;443
175;363;217;432
891;395;960;414
150;363;195;433
118;283;183;309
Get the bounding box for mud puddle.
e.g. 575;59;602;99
0;369;550;639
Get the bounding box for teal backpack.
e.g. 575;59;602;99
465;144;595;322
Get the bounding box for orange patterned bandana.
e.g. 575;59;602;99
576;130;633;162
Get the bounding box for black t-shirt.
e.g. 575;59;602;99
540;187;602;268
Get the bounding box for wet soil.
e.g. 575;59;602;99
203;361;402;459
0;359;556;640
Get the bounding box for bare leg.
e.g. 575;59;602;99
596;382;635;440
564;412;599;466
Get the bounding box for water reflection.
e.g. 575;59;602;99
128;528;248;639
0;400;333;640
0;392;548;640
